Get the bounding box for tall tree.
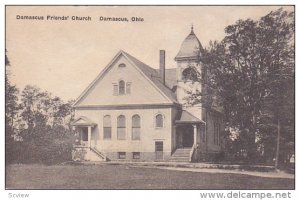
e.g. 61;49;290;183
188;8;294;163
5;50;21;163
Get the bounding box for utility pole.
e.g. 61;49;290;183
275;118;281;169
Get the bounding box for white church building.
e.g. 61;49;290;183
71;27;224;162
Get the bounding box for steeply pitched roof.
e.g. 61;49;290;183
175;110;205;124
73;50;178;106
121;51;178;103
175;28;204;61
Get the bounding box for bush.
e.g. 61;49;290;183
7;125;75;165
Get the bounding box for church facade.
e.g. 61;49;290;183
71;27;224;162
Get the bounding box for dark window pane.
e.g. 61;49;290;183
82;127;88;141
118;152;126;159
119;80;125;95
182;67;198;81
118;63;126;68
155;141;163;151
133;152;140;159
156;114;163;128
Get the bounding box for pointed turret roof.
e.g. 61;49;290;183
175;26;204;61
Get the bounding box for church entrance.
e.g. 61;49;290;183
176;125;194;148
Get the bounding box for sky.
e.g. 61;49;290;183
6;6;293;101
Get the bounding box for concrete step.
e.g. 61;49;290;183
172;155;190;157
170;148;192;162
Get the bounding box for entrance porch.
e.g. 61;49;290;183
172;110;206;162
71;116;107;161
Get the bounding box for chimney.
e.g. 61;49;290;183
159;50;165;85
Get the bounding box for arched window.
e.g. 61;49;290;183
155;114;164;128
118;63;126;68
119;80;125;95
182;67;198;81
132;115;141;140
103;115;111;139
117;115;126;140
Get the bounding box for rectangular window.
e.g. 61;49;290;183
118;152;126;159
132;152;140;159
117;128;126;140
103;127;112;139
113;84;118;95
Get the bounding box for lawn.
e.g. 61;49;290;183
6;164;294;189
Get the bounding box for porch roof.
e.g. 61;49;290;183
175;110;205;124
71;116;97;127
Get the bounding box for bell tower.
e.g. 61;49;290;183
175;26;204;118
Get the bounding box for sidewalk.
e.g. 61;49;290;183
68;160;294;179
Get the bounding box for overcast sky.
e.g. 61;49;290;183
6;6;293;101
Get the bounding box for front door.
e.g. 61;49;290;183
155;141;163;160
182;125;194;147
81;127;89;146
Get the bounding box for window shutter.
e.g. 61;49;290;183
126;82;131;94
113;84;118;95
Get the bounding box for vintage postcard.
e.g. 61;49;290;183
5;5;295;192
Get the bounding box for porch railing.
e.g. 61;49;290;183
90;147;108;161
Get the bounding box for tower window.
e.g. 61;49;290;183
182;67;198;81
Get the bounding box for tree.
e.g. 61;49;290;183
5;50;21;164
188;8;294;164
18;85;75;164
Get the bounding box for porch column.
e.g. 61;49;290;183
193;124;197;146
88;126;92;148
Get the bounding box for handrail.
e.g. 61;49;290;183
90;147;107;161
189;144;196;162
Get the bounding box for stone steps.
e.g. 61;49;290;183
170;148;192;162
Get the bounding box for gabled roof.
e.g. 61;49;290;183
71;116;97;127
73;50;178;106
122;51;178;103
175;110;205;124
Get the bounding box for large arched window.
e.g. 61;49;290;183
119;80;125;95
103;115;111;139
155;114;164;128
182;67;198;81
132;115;141;140
117;115;126;140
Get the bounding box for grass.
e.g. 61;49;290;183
6;164;294;189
